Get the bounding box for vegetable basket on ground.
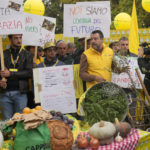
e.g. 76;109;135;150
78;82;129;126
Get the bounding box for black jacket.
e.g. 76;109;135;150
138;57;150;79
72;48;84;64
0;48;33;93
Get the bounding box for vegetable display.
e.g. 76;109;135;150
50;111;74;130
88;121;116;145
82;82;128;126
88;121;116;140
115;118;131;137
77;135;89;148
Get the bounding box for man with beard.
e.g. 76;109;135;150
118;37;137;57
79;30;128;90
0;34;33;120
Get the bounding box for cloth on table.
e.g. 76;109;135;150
77;128;139;150
136;130;150;150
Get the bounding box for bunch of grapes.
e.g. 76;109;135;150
50;111;74;130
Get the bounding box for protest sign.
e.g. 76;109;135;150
111;57;145;89
63;2;111;38
22;13;56;46
33;65;76;114
76;1;111;24
0;0;24;35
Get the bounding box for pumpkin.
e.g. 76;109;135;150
115;118;131;137
88;120;116;145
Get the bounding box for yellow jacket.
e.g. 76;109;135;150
84;44;114;89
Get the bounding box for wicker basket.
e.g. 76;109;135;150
46;120;74;150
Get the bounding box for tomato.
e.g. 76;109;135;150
77;136;89;148
90;137;100;150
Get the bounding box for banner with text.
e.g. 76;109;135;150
63;2;111;38
33;65;76;114
76;1;111;25
22;13;56;46
0;0;24;35
111;57;145;89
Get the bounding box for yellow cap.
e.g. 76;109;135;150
44;42;55;49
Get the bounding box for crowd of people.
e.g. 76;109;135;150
0;30;149;120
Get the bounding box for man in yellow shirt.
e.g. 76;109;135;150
79;30;128;89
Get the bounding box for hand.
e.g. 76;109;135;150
122;66;130;73
138;47;144;57
33;63;37;68
0;68;11;77
0;78;7;89
95;76;106;82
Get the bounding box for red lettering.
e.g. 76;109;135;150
25;17;32;23
0;20;22;30
3;22;8;29
70;6;82;15
117;78;120;83
8;21;12;29
17;21;23;29
45;33;51;39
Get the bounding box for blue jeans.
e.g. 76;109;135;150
0;91;27;120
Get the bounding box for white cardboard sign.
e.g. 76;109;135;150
0;0;24;35
22;13;56;46
111;57;145;89
63;2;111;38
33;65;77;114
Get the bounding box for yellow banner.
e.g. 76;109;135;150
55;34;74;43
73;64;84;99
105;28;150;46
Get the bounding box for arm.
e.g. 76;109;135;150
0;51;33;79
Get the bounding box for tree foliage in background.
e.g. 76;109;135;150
23;0;150;33
110;0;150;29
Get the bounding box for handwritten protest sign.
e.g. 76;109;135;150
76;1;111;24
111;57;145;89
33;65;76;114
0;0;24;35
22;13;56;46
63;2;111;38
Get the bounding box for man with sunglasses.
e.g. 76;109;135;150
37;42;65;68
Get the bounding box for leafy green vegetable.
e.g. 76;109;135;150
81;82;128;126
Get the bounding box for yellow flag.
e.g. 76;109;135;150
129;0;139;55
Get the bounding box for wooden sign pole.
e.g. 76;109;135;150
84;38;87;51
34;46;38;64
0;36;5;71
0;35;7;88
135;68;150;104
